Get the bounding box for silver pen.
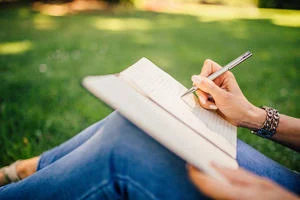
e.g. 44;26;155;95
181;51;252;97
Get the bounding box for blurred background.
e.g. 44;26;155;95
0;0;299;171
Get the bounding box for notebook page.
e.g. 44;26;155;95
82;75;238;183
120;58;237;158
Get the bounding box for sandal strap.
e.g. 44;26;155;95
1;161;21;184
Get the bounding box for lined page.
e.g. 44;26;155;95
120;58;237;158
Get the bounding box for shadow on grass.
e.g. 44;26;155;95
0;6;299;170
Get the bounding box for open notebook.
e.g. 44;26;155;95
82;58;238;182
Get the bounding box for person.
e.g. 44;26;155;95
0;59;299;199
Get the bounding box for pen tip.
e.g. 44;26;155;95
180;93;187;98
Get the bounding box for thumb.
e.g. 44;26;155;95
192;75;226;101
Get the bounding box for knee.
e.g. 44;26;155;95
102;111;147;144
99;111;164;166
104;111;134;130
96;111;153;158
97;111;183;176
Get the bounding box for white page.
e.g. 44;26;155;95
120;58;237;158
82;75;238;183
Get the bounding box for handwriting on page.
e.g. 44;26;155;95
120;58;237;156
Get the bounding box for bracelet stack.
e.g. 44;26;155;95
251;106;280;138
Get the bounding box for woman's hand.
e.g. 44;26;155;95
192;59;265;129
187;164;298;200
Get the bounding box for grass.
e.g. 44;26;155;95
0;4;299;171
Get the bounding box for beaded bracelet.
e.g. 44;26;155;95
251;106;280;138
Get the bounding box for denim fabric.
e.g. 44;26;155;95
0;111;299;199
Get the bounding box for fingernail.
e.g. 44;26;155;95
209;104;218;110
191;75;202;85
199;95;206;105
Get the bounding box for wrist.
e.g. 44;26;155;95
240;105;266;130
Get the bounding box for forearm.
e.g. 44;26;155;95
272;114;300;151
244;106;300;151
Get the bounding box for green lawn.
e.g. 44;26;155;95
0;4;299;171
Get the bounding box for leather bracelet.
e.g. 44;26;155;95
251;106;280;138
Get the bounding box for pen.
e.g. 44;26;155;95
181;51;252;98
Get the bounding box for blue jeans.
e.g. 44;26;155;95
0;111;299;199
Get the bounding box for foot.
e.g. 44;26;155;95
0;156;39;186
0;170;7;186
16;157;39;179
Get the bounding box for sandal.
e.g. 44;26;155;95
0;161;21;186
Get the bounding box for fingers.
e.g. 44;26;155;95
200;59;235;87
195;90;217;110
200;59;222;77
192;75;227;105
187;164;298;200
212;163;262;185
187;165;239;200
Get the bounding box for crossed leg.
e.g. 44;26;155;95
0;111;299;199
